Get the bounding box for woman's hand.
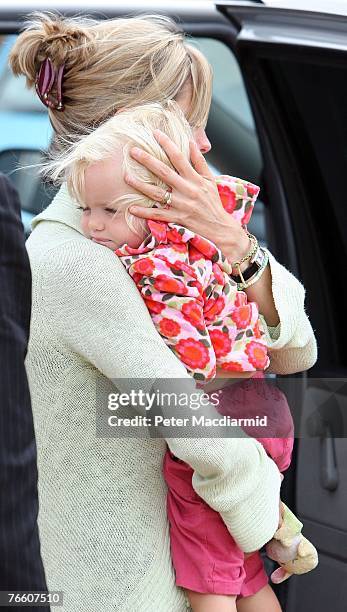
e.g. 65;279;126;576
125;129;250;264
126;129;280;327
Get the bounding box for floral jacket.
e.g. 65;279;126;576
115;176;269;383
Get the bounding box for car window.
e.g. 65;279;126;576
192;37;266;246
192;37;256;132
0;36;45;113
0;33;266;246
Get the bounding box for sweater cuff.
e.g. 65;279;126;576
223;452;282;552
260;317;281;344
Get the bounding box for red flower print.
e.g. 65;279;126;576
166;227;184;243
124;244;144;255
182;301;204;329
212;263;224;286
170;260;196;277
206;364;216;380
159;318;181;338
246;183;260;197
231;304;252;329
147;219;168;242
221;361;243;372
153;274;187;294
217;184;237;214
204;296;225;320
189;245;205;263
176;338;210;370
155;254;171;265
234;292;247;308
210;329;232;358
191;235;218;260
245;341;268;369
241;202;253;226
132;272;142;284
190;280;203;294
132;258;155;276
144;298;166;314
171;242;187;253
253;319;262;339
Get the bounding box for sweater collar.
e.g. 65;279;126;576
31;183;84;234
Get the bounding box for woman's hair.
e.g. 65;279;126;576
9;11;212;157
49;101;193;236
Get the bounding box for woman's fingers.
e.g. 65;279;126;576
125;173;176;206
153;129;197;179
189;140;215;180
130;145;187;192
129;203;176;221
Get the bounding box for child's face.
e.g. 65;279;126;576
80;150;146;250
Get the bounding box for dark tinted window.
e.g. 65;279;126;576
262;57;347;369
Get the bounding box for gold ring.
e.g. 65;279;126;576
163;189;172;207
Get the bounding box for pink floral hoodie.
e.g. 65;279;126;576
115;175;269;383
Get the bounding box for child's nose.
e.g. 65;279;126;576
88;212;105;232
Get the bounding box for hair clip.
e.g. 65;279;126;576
35;58;65;111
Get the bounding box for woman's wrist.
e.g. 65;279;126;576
245;263;280;326
216;222;280;325
217;222;251;270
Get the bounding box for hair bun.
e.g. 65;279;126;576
9;11;95;87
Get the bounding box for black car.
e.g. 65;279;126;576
1;2;346;611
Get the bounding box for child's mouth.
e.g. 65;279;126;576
91;236;114;245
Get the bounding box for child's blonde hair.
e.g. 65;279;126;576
49;101;193;236
9;12;212;160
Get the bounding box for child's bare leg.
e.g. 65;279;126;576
236;584;282;612
186;590;237;612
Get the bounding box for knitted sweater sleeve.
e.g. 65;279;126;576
41;238;281;553
261;249;318;374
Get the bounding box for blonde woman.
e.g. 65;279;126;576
50;101;311;612
9;12;317;612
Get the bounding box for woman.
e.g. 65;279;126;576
9;12;317;612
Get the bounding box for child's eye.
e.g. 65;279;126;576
104;208;117;215
77;206;89;212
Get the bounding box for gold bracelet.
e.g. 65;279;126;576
236;249;269;290
230;232;258;282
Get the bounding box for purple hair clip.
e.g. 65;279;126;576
35;58;65;111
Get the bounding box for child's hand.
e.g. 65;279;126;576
266;503;318;583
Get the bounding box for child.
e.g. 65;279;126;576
51;102;296;611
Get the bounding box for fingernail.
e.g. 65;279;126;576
125;174;132;183
153;129;162;138
131;147;141;156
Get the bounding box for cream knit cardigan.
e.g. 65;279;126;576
26;185;317;612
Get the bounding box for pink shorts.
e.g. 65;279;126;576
163;375;294;597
